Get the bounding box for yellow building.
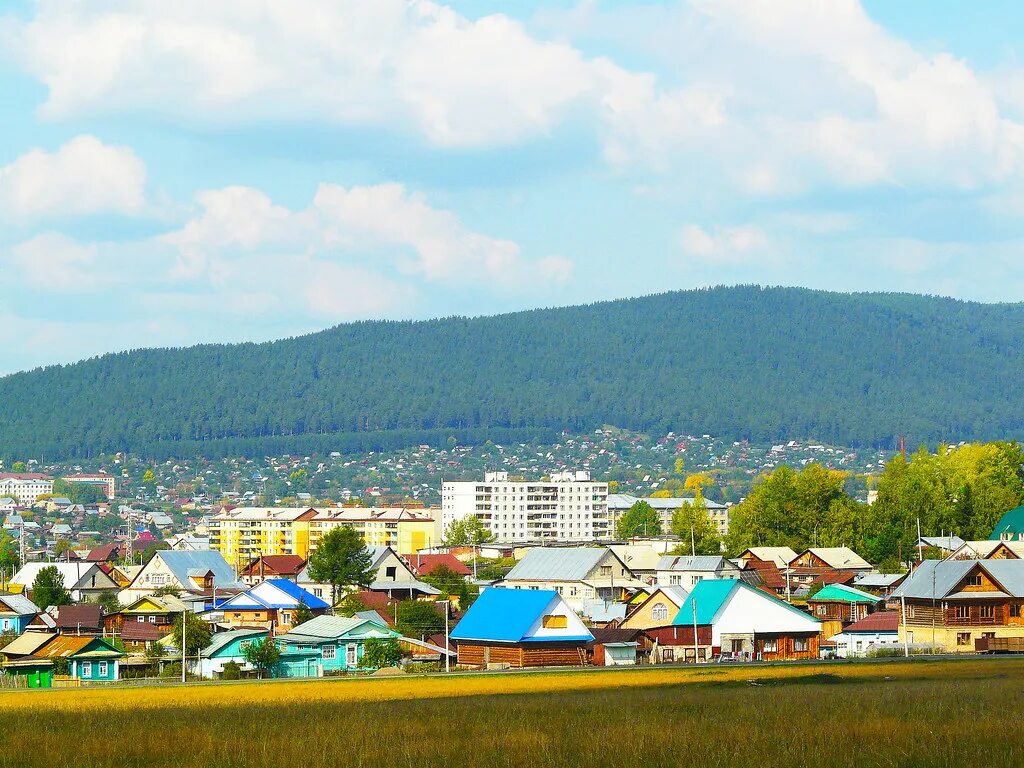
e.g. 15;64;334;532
208;507;441;571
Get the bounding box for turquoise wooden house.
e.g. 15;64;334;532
196;628;271;679
278;615;400;676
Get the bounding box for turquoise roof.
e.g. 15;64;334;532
810;583;881;604
992;505;1024;538
672;579;739;625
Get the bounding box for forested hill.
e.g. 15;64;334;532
4;286;1024;461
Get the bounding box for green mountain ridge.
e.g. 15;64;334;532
3;285;1024;460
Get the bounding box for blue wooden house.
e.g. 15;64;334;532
278;615;400;676
0;594;42;634
6;632;125;681
196;628;271;679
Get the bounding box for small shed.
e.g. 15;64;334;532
450;588;593;668
589;627;640;666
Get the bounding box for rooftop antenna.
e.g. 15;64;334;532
126;508;134;565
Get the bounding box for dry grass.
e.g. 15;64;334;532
2;658;1023;767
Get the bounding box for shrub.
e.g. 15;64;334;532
221;661;241;680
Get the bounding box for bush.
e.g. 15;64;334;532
361;638;404;670
404;662;440;674
221;661;241;680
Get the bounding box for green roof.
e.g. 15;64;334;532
992;505;1024;538
810;583;880;604
673;579;739;625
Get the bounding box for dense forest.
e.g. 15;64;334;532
3;285;1024;461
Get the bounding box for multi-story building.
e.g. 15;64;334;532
606;494;731;537
0;474;54;505
441;471;610;543
208;506;441;568
62;473;117;499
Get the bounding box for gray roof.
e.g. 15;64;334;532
656;555;726;572
366;579;441;596
504;548;609;581
281;614;392;643
853;573;906;587
918;535;965;551
154;550;242;590
650;584;691;605
891;559;1024;600
0;593;40;615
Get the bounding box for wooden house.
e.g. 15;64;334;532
4;632;123;681
0;594;42;635
671;578;821;662
736;547;798;568
621;585;689;631
807;583;884;639
946;540;1024;561
195;628;270;679
450;588;594;668
828;611;900;658
11;562;118;603
786;548;872;589
104;593;188;642
119;550;244;604
588;627;640;666
992;505;1024;542
217;579;329;635
498;547;645;612
892;559;1024;652
278;615;401;676
655;555;742;590
239;555;306;586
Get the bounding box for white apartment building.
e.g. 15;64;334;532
0;474;54;505
441;470;610;543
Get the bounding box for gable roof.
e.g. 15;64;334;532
220;579;328;611
993;505;1024;538
86;543;121;562
837;611;899;634
656;555;728;572
12;562;111;591
240;554;306;576
918;535;965;551
889;559;1024;600
0;631;55;657
674;579;819;627
280;615;394;643
37;634;122;659
52;604;103;630
147;550;241;590
793;548;871;569
741;547;799;568
201;628;268;658
450;588;593;643
504;548;612;581
0;593;40;616
809;583;882;604
402;553;472;578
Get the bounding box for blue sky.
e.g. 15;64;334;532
3;1;1024;374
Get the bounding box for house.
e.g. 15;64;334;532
828;611;900;658
736;547;799;568
786;548;872;589
916;536;965;557
851;572;908;597
621;585;690;631
0;594;42;634
946;540;1024;561
992;505;1024;541
109;564;143;588
239;554;307;586
655;555;742;589
165;534;211;551
588;627;640;666
195;628;271;679
50;604;104;635
0;657;54;688
451;587;594;668
608;544;665;583
4;632;124;681
401;553;472;580
892;559;1024;652
11;562;118;603
85;542;124;564
278;615;401;676
216;579;329;635
119;550;244;603
806;582;883;641
666;579;821;663
741;557;790;597
104;593;189;640
498;547;644;611
297;546;439;603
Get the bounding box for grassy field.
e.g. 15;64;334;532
2;659;1023;767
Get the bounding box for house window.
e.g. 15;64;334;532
730;639;744;654
385;567;397;580
793;638;808;652
281;613;291;625
81;662;92;678
661;648;674;662
542;615;568;629
651;603;669;622
816;606;826;616
1012;604;1021;618
956;632;971;646
346;644;357;667
669;575;682;586
323;644;337;660
137;616;145;623
980;605;995;620
955;605;969;620
600;566;612;576
761;639;778;653
149;616;157;624
968;574;983;587
98;662;108;677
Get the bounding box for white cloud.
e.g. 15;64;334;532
680;224;770;264
8;233;103;291
0;135;146;218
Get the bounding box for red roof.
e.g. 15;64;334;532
402;553;471;578
87;543;122;562
240;554;306;577
843;611;899;633
353;591;397;627
121;622;165;642
53;604;103;632
744;559;787;590
0;473;51;480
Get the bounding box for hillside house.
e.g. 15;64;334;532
947;540;1024;561
195;628;271;679
807;583;884;639
655;555;742;589
119;550;244;604
992;506;1024;541
499;548;644;611
736;547;798;568
0;594;42;634
451;588;594;668
239;555;306;586
11;562;118;603
620;585;690;631
217;579;328;635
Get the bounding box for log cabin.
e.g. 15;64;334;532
450;587;593;668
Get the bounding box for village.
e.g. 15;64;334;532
4;463;1024;688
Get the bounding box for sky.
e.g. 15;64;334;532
3;1;1024;374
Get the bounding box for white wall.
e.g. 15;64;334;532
711;586;819;646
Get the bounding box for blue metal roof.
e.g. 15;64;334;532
451;588;570;643
265;579;329;610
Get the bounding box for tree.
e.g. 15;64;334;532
93;591;121;614
306;526;375;607
394;600;445;640
669;495;721;555
422;564;475;609
31;565;71;608
0;529;20;576
443;515;493;547
221;660;242;680
615;501;661;539
171;611;213;660
360;638;404;669
242;636;281;679
53;539;73;559
293;599;315;628
335;592;369;617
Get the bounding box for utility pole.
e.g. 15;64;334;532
19;520;26;568
126;508;134;566
691;595;699;664
690;527;696;557
917;518;924;562
181;612;187;683
441;599;451;673
900;593;910;658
